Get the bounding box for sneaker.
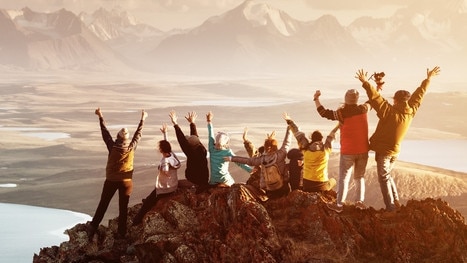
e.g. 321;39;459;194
394;199;401;208
326;203;343;213
355;201;368;210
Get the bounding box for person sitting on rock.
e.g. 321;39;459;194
132;124;181;226
169;110;210;193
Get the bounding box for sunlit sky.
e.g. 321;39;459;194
0;0;415;31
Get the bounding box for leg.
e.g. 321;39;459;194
90;180;118;229
337;154;354;205
353;153;369;203
375;153;397;211
133;188;159;225
117;180;133;237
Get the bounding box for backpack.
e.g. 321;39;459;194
261;155;284;191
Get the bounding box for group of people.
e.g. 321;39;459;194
86;66;441;240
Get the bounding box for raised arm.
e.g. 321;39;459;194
95;107;113;151
408;66;441;112
128;109;147;149
160;123;168;141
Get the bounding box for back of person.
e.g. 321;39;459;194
370;101;415;155
340;111;369;155
302;142;331;183
156;152;181;194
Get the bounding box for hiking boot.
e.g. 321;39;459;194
355;201;368;210
86;223;96;241
326;203;343;213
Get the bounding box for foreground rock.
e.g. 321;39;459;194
34;182;467;263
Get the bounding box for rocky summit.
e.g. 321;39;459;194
33;181;467;263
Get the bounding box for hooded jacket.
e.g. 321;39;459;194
362;79;430;155
287;120;335;183
99;117;144;181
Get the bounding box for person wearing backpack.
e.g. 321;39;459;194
284;113;339;193
132;124;181;226
224;124;292;199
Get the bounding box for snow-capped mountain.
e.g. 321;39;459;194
0;7;129;71
348;0;467;70
147;0;367;76
0;0;466;77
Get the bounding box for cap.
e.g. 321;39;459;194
117;128;129;140
393;90;411;102
345;89;359;105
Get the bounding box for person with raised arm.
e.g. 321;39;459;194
355;66;441;217
87;107;147;240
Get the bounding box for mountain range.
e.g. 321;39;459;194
1;0;466;77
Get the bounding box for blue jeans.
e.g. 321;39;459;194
375;153;399;211
336;153;368;205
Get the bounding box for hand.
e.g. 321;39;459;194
160;123;168;134
267;131;276;140
355;69;368;83
141;110;148;121
243;127;248;142
427;66;440;80
185;111;197;124
95;107;103;118
283;112;291;122
169;110;178;125
313;90;321;101
206;111;213;122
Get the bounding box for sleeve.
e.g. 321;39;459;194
362;81;391;119
408;79;430;114
99;117;114;152
174;125;190;153
317;105;341;122
279;126;292;153
190;123;198;136
231;155;263;167
207;122;215;151
287;119;310;150
243;140;257;157
229;150;253;173
128;120;144;149
324;130;336;150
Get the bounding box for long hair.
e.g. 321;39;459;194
263;131;278;153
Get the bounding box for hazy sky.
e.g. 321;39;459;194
0;0;411;31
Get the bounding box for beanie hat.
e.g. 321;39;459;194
311;130;323;143
215;132;230;149
393;90;411;102
345;89;359;105
185;135;201;147
117;128;129;140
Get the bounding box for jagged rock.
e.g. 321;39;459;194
33;182;467;263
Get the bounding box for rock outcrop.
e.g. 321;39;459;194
33;181;467;263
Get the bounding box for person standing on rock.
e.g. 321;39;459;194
87;107;148;240
132;124;181;226
314;89;370;213
355;66;441;215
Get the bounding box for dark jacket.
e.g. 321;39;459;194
362;79;430;155
100;117;143;181
174;123;210;186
